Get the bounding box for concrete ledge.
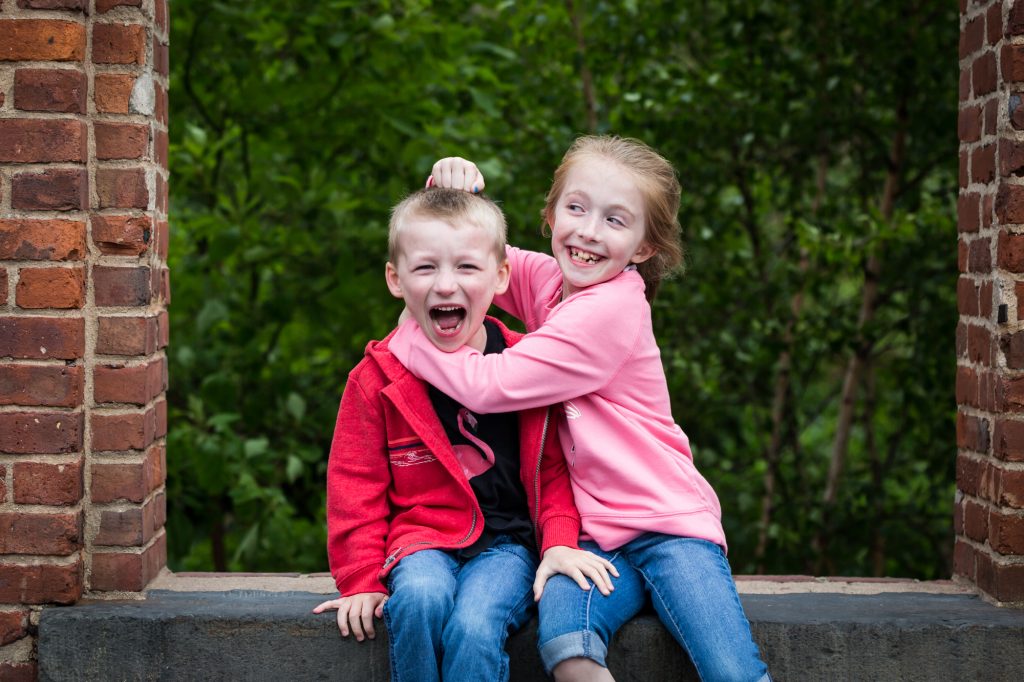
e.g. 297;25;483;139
37;578;1024;681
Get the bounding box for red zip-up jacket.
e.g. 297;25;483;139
326;317;582;597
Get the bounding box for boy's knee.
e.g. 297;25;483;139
390;576;454;619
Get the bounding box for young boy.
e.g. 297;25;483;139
313;188;615;682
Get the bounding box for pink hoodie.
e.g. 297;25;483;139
389;246;726;552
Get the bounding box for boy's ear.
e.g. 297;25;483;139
630;242;655;265
494;257;511;295
385;262;404;299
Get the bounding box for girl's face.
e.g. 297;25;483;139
548;155;654;298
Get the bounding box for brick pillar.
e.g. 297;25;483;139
957;0;1024;606
0;0;169;677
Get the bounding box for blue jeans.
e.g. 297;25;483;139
538;534;769;682
383;535;538;682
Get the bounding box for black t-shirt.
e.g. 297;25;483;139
427;320;536;557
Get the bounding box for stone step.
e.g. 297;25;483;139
37;580;1024;681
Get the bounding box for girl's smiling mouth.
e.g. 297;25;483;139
569;247;603;265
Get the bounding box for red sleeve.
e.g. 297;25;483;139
326;371;391;596
534;412;581;553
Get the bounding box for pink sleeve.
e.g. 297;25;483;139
388;286;642;413
492;246;560;329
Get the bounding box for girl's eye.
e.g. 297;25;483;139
567;202;584;213
607;216;625;227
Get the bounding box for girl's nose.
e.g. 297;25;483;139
576;216;599;240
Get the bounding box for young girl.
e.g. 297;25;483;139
389;136;770;682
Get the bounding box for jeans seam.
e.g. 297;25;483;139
634;563;702;679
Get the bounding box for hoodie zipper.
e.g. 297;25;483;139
532;408;551;545
382;508;479;570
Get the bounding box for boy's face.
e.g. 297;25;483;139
386;216;509;353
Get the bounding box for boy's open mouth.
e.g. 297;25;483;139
429;305;467;335
569;247;603;265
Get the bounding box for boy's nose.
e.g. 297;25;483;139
433;270;457;294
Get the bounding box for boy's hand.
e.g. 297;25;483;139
533;546;619;602
427;157;486;194
312;592;388;641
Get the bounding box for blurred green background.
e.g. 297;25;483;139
166;0;958;577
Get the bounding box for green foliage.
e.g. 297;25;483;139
169;0;957;577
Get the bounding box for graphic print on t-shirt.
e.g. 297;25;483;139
453;408;495;479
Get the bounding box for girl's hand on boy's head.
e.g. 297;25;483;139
428;157;486;194
534;546;619;602
312;592;388;641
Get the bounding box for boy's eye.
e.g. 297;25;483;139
458;263;480;271
412;264;434;272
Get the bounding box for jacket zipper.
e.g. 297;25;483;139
382;508;478;570
532;408;550;546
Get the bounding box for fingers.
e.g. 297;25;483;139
312;599;339;614
336;605;351;638
429;158;484;193
533;565;552;602
358;599;377;640
374;596;388;620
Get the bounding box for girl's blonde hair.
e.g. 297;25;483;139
542;135;684;302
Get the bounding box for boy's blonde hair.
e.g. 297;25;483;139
389;188;507;263
543;135;684;302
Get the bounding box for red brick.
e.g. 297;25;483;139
90;408;156;452
0;271;7;306
954;498;965;535
988;2;1003;44
158;267;170;305
958;277;979;316
984;98;999;136
957;452;985;497
0;316;84;360
0;119;86;163
90;445;162;502
976;551;1024;601
96;315;158;355
155;398;166;438
960;105;982;143
0;511;81;555
91;532;165;592
960;149;969;189
155;0;167;33
92;214;151;256
155;172;167;213
95;122;149;160
0;218;86;261
0;465;6;503
981;280;994;317
157;310;169;349
982;192;995;228
155;129;167;169
973;50;998;96
996;466;1024;508
957;411;990;453
155;219;168;259
94;73;135;114
94;358;165;405
93;265;152;307
1005;43;1024;84
0;608;29;646
953;537;976;581
960;192;981;232
961;15;985;59
0;412;83;454
989;509;1024;554
11;168;88;211
0;559;82;604
960;66;971;103
96;167;148;209
964;497;989;542
154;40;168;77
150;490;166;534
973;144;995;184
1011;1;1024;36
998;230;1024;271
16;266;85;309
998;372;1024;411
957;365;979;408
994;418;1024;462
967;323;993;364
957;321;968;358
13;459;82;505
95;507;143;546
996;183;1024;225
0;20;86;62
92;23;145;65
154;82;167;125
14;68;86;113
0;663;38;682
1001;138;1024;178
981;369;999;411
17;0;86;8
96;0;142;11
0;365;83;407
968;235;991;272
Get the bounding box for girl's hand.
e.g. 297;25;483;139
533;546;619;601
312;592;388;641
427;157;486;193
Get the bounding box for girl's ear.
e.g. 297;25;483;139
385;262;404;299
630;242;656;265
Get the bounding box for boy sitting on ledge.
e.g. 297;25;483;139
313;188;614;682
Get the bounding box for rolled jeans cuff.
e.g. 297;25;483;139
538;630;608;675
